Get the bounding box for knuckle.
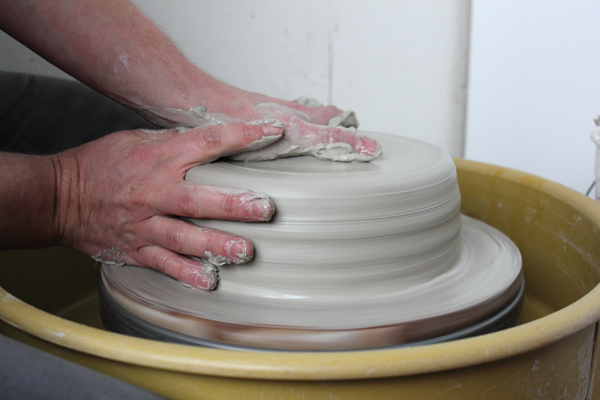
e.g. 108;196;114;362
178;185;199;216
239;124;260;144
204;230;223;251
218;193;239;216
151;251;172;275
164;224;186;252
128;141;159;165
193;127;223;152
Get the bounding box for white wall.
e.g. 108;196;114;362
465;0;600;193
0;0;470;157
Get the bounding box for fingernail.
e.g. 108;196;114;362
195;262;219;290
183;261;219;291
250;197;275;221
225;239;253;264
246;119;284;135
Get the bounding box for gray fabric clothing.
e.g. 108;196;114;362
0;71;155;154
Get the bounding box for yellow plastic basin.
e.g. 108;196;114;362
1;158;600;399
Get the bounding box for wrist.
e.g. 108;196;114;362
48;151;80;250
0;153;64;249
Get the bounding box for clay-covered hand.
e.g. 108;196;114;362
230;98;383;162
140;90;382;162
53;121;283;290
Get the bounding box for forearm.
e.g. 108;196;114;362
0;0;234;123
0;0;380;161
0;152;61;248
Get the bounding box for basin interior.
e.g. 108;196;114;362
1;159;600;400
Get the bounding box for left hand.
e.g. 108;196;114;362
53;121;282;290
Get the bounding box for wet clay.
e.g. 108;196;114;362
139;99;375;162
228;103;377;162
102;132;522;346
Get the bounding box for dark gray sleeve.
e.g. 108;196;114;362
0;71;156;155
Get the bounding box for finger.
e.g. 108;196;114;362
288;117;381;159
136;245;220;290
140;216;254;265
155;183;274;221
165;121;283;167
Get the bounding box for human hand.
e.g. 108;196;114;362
140;88;382;162
53;121;283;290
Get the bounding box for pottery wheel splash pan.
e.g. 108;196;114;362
100;272;524;352
100;132;523;351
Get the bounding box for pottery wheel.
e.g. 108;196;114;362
101;132;522;351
